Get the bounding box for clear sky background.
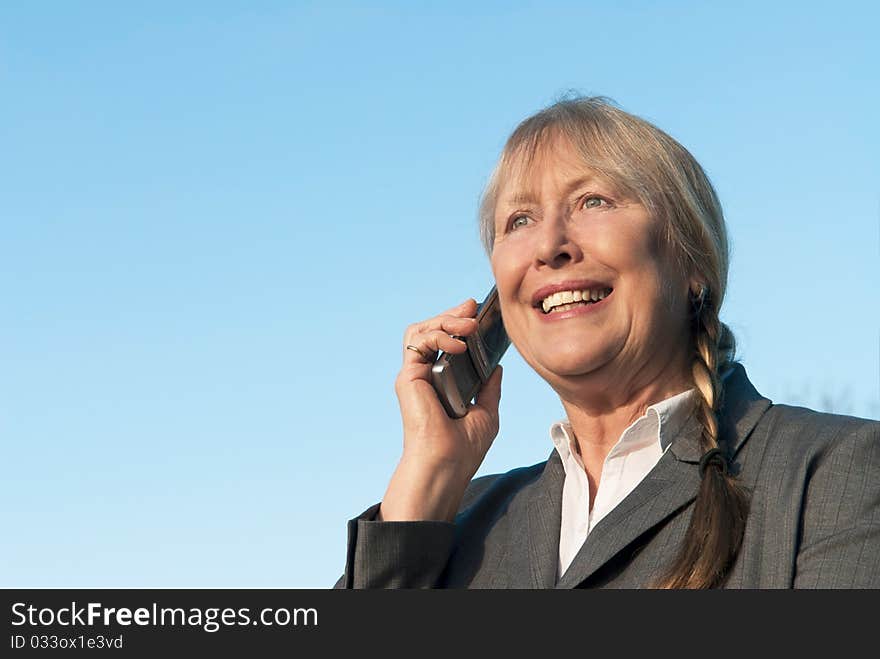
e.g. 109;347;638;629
2;1;877;587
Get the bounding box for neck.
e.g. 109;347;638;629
555;349;693;471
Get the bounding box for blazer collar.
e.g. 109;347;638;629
668;362;772;463
527;362;771;589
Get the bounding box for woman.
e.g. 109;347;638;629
337;97;880;588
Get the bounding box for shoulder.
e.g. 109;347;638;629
745;403;879;499
758;407;880;586
756;403;879;458
720;363;877;465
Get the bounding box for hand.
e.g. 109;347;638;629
380;298;503;522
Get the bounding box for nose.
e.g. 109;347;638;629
534;211;583;268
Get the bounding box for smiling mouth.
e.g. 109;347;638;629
539;287;613;314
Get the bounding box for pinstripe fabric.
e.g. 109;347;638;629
337;364;880;588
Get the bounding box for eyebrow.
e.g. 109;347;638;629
498;175;605;208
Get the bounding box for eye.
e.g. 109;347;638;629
582;195;608;209
509;214;532;231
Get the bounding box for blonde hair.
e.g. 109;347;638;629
480;96;747;588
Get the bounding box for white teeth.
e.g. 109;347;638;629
540;287;612;314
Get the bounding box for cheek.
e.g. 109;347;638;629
490;247;533;348
591;221;656;270
589;214;670;285
593;224;682;320
629;256;689;338
490;243;528;298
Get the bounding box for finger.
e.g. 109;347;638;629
439;297;478;317
404;314;478;346
403;344;434;363
473;365;503;414
411;299;479;335
403;331;467;363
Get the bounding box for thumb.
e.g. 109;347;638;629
463;365;503;443
473;365;503;416
463;366;503;460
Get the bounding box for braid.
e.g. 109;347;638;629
692;305;721;450
654;288;749;589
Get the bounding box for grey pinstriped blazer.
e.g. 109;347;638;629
337;364;880;588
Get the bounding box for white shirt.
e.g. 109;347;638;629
550;389;696;576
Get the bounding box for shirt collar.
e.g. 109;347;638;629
549;388;696;460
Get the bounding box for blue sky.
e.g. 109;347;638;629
1;1;877;587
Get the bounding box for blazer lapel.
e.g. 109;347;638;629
500;452;565;588
555;415;703;589
555;363;772;589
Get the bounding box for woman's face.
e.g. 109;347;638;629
490;135;692;399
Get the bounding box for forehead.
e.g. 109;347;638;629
495;135;618;209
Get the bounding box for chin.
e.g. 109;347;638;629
529;345;616;381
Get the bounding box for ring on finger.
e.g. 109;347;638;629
405;344;432;361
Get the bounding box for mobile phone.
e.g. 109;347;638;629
430;286;510;418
